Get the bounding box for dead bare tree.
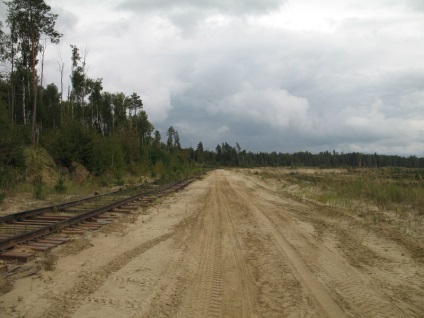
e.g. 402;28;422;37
57;50;65;123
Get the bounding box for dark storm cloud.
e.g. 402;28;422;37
156;23;424;155
32;0;424;156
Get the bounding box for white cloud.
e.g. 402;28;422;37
143;87;172;123
213;82;310;130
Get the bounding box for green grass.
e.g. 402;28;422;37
54;177;67;193
33;175;46;200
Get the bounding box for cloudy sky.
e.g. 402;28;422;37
3;0;424;155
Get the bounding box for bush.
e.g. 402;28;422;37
54;177;67;193
98;177;110;187
114;176;124;186
41;122;94;171
0;166;22;191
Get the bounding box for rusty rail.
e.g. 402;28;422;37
0;183;154;224
0;179;194;252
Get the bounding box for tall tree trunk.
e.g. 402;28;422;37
58;57;64;124
68;85;73;119
22;78;26;125
10;40;15;127
40;38;46;88
82;46;88;126
31;28;38;145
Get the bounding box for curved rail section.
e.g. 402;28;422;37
0;179;194;253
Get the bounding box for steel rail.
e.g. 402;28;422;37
0;183;155;223
0;179;193;252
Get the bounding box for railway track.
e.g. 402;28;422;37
0;178;194;262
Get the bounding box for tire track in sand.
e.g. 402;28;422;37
217;178;257;318
177;180;223;318
228;171;412;317
225;174;346;318
40;208;203;318
265;206;410;318
178;174;257;318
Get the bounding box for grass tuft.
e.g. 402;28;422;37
33;175;46;200
54;177;67;193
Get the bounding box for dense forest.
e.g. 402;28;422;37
0;1;423;196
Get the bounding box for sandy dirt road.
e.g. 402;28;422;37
1;169;423;317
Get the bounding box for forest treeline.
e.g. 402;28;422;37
0;1;423;194
196;142;424;169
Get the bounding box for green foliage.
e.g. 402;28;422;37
98;177;109;187
0;96;28;169
195;141;204;163
0;166;21;191
33;175;45;199
152;160;166;179
114;176;124;186
41;121;93;170
0;192;5;204
40;83;61;128
90;133;125;178
6;0;62;143
54;177;66;193
0;94;27;191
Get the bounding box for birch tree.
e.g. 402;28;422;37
5;0;61;144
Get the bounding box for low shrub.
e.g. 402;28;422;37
33;175;46;200
54;177;67;193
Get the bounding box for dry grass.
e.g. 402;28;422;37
0;277;14;295
251;167;424;241
55;239;94;257
38;253;58;271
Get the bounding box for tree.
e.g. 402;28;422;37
129;92;143;117
166;126;175;149
1;19;18;125
0;22;6;61
87;78;103;129
40;83;60;128
195;141;204;163
174;130;181;149
57;51;64;102
153;130;161;147
5;0;62;144
128;92;143;133
69;45;87;121
136;110;153;146
215;144;222;163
